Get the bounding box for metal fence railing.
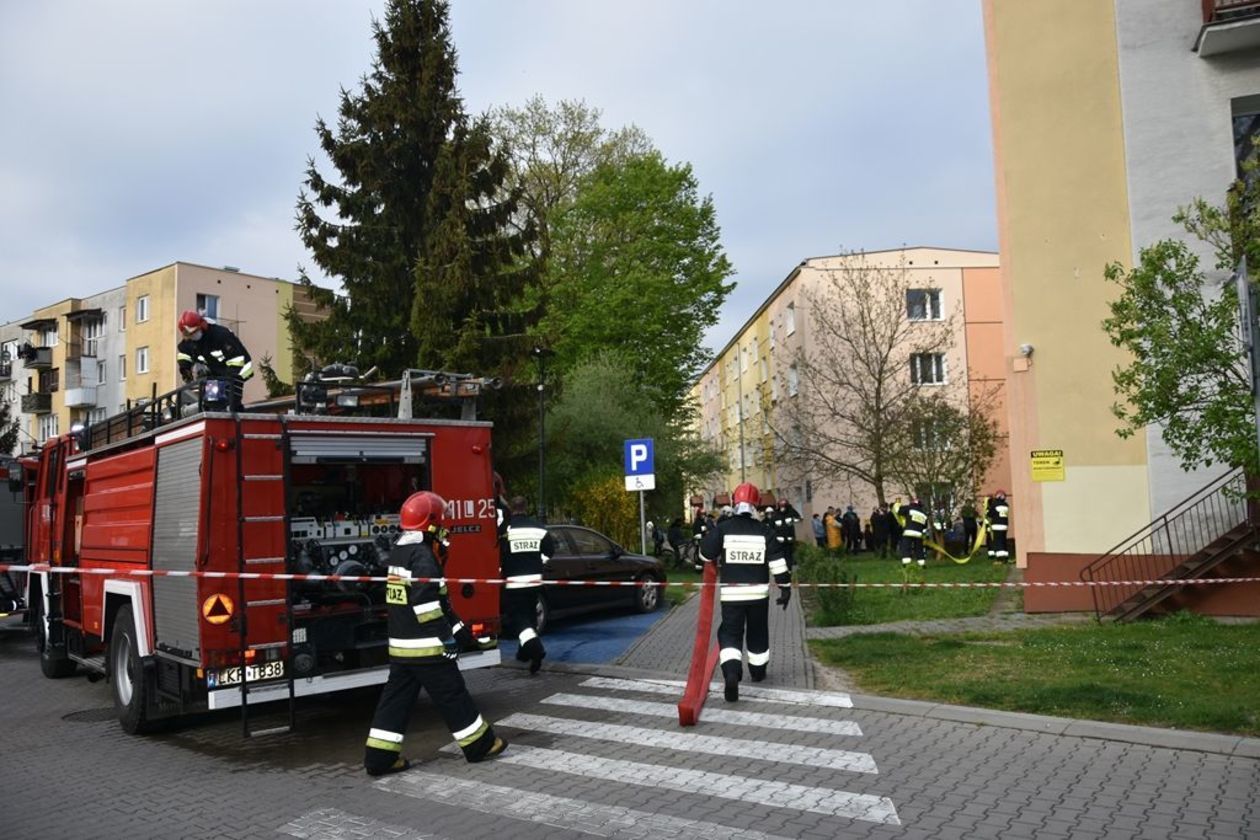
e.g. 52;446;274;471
1080;468;1252;618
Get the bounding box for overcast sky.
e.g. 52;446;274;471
0;0;996;355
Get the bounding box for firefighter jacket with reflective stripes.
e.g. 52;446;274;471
385;534;462;663
894;501;929;539
177;323;253;381
692;515;710;542
501;514;555;589
699;513;790;602
770;503;801;544
987;497;1010;531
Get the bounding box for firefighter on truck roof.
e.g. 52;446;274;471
700;482;791;703
364;491;506;776
176;309;254;410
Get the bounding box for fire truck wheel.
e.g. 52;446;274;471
109;605;153;734
33;597;76;679
633;574;661;614
535;593;549;636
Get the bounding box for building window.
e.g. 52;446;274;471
136;346;150;374
906;289;943;321
41;323;59;348
39;368;59;393
119;305;126;331
910;353;947;385
196;293;220;320
137;295;150;323
119;354;127;381
787;363;799;397
39;414;59;442
741;345;749;373
805;479;813;503
96;359;106;384
82;317;103;357
769;323;776;351
88;407;107;425
786;303;796;336
1233;95;1260;184
760;358;768;383
912;418;952;450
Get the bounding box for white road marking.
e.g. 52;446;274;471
438;743;900;826
378;771;802;840
580;675;854;708
497;712;877;773
279;807;440;839
542;692;863;737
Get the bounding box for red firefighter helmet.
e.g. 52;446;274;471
178;310;208;338
733;482;760;507
400;491;447;533
995;489;1007;499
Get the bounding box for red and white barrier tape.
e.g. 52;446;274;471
3;564;1259;589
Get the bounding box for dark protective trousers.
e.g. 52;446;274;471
992;529;1009;561
899;533;926;564
782;541;796;572
718;598;770;683
504;586;545;663
364;661;496;773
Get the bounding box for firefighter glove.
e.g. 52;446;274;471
442;638;459;661
776;587;792;610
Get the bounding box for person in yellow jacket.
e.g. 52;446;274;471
824;507;843;551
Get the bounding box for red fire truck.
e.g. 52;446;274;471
24;369;504;735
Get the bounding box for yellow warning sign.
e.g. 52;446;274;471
202;594;234;625
1030;449;1065;482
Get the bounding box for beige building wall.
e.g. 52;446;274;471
983;0;1151;569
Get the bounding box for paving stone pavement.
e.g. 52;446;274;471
615;587;813;688
4;608;1259;840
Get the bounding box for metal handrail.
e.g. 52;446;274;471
1080;468;1251;617
1203;0;1260;23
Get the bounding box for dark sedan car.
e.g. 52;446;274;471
525;524;667;633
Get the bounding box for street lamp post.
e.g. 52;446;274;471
533;346;554;520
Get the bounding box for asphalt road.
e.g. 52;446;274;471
497;601;670;665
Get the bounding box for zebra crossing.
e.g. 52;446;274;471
292;674;902;838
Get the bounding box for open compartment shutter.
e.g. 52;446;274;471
289;432;429;464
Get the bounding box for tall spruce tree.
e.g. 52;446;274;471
290;0;536;382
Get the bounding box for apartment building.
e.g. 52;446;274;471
983;0;1260;613
689;246;1010;521
0;262;323;450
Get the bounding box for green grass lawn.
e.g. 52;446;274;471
810;613;1260;735
795;546;1008;626
663;567;703;607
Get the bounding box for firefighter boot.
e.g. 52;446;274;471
722;660;741;702
518;636;546;674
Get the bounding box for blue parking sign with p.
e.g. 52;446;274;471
624;438;654;476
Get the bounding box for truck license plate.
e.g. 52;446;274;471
207;660;285;688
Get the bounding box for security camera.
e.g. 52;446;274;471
1018;344;1034;358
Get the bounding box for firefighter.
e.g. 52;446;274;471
501;495;555;674
987;490;1011;563
176;310;253;411
364;491;506;776
894;496;929;569
691;509;710;571
771;496;801;571
700;482;790;703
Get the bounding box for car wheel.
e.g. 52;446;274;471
634;574;661;613
33;593;76;679
110;604;154;734
535;592;549;635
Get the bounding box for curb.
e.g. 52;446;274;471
529;659;1260;760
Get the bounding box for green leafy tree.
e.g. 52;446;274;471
547;153;734;413
885;392;1002;516
0;399;18;456
542;350;722;532
290;0;536;381
1103;181;1259;474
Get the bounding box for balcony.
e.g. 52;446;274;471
21;346;53;369
1197;0;1260;56
64;369;98;408
0;360;10;381
65;340;98;361
21;392;52;414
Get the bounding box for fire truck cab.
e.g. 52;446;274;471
25;369;504;735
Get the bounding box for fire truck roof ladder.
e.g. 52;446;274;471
235;413;298;738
